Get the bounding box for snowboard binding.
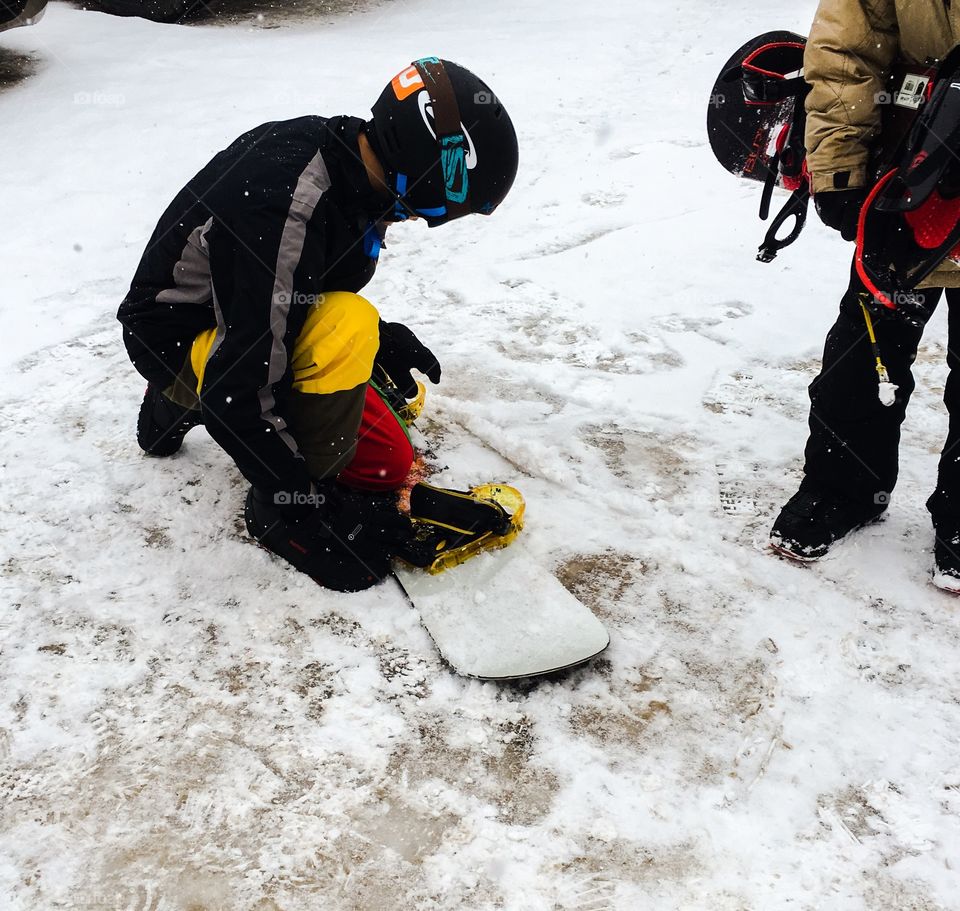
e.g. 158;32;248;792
371;364;427;425
398;381;427;424
857;45;960;307
399;483;525;575
371;367;524;574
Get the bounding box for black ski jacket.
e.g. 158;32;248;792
118;115;390;496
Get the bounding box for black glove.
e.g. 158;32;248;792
245;481;413;592
815;188;868;241
375;320;441;398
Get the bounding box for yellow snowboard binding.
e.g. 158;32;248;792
398;381;427;424
372;366;427;428
401;483;525;575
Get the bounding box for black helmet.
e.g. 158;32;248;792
368;57;518;227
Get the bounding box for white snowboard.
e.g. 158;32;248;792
394;544;610;680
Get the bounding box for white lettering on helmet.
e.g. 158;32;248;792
397;66;423;90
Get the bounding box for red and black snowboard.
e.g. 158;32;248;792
707;30;807;184
707;31;811;261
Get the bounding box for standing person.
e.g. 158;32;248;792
768;2;960;591
118;58;518;592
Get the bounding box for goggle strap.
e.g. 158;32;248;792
413;58;470;218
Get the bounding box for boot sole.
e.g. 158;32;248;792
932;570;960;595
769;542;820;564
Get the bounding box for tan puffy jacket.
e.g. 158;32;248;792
804;0;960;285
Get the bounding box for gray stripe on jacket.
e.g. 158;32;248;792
257;151;332;455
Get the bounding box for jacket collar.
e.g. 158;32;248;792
322;116;395;222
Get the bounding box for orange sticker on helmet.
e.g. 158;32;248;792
391;65;425;101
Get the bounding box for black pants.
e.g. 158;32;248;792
802;264;960;526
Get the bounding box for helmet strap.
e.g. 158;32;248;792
393;172;410;221
362;120;408;221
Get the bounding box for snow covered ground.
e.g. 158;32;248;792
3;1;960;908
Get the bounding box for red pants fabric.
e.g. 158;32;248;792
338;385;414;491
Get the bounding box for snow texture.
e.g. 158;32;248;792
2;1;960;909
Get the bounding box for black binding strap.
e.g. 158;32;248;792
757;185;810;263
756;65;811;262
409;484;512;539
743;73;808;104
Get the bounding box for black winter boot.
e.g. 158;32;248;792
770;483;886;562
244;484;414;593
137;384;202;456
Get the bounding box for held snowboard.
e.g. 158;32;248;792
707;30;807;185
393;484;609;680
707;31;811;261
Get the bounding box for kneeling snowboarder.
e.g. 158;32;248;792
118;58;519;592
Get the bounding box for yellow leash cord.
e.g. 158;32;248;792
858;295;898;407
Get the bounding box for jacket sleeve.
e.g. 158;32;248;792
804;0;900;193
199;209;315;497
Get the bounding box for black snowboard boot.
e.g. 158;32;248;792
770;483;886;562
933;525;960;594
137;384;202;456
243;483;413;593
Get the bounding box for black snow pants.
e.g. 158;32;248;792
802;263;960;527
